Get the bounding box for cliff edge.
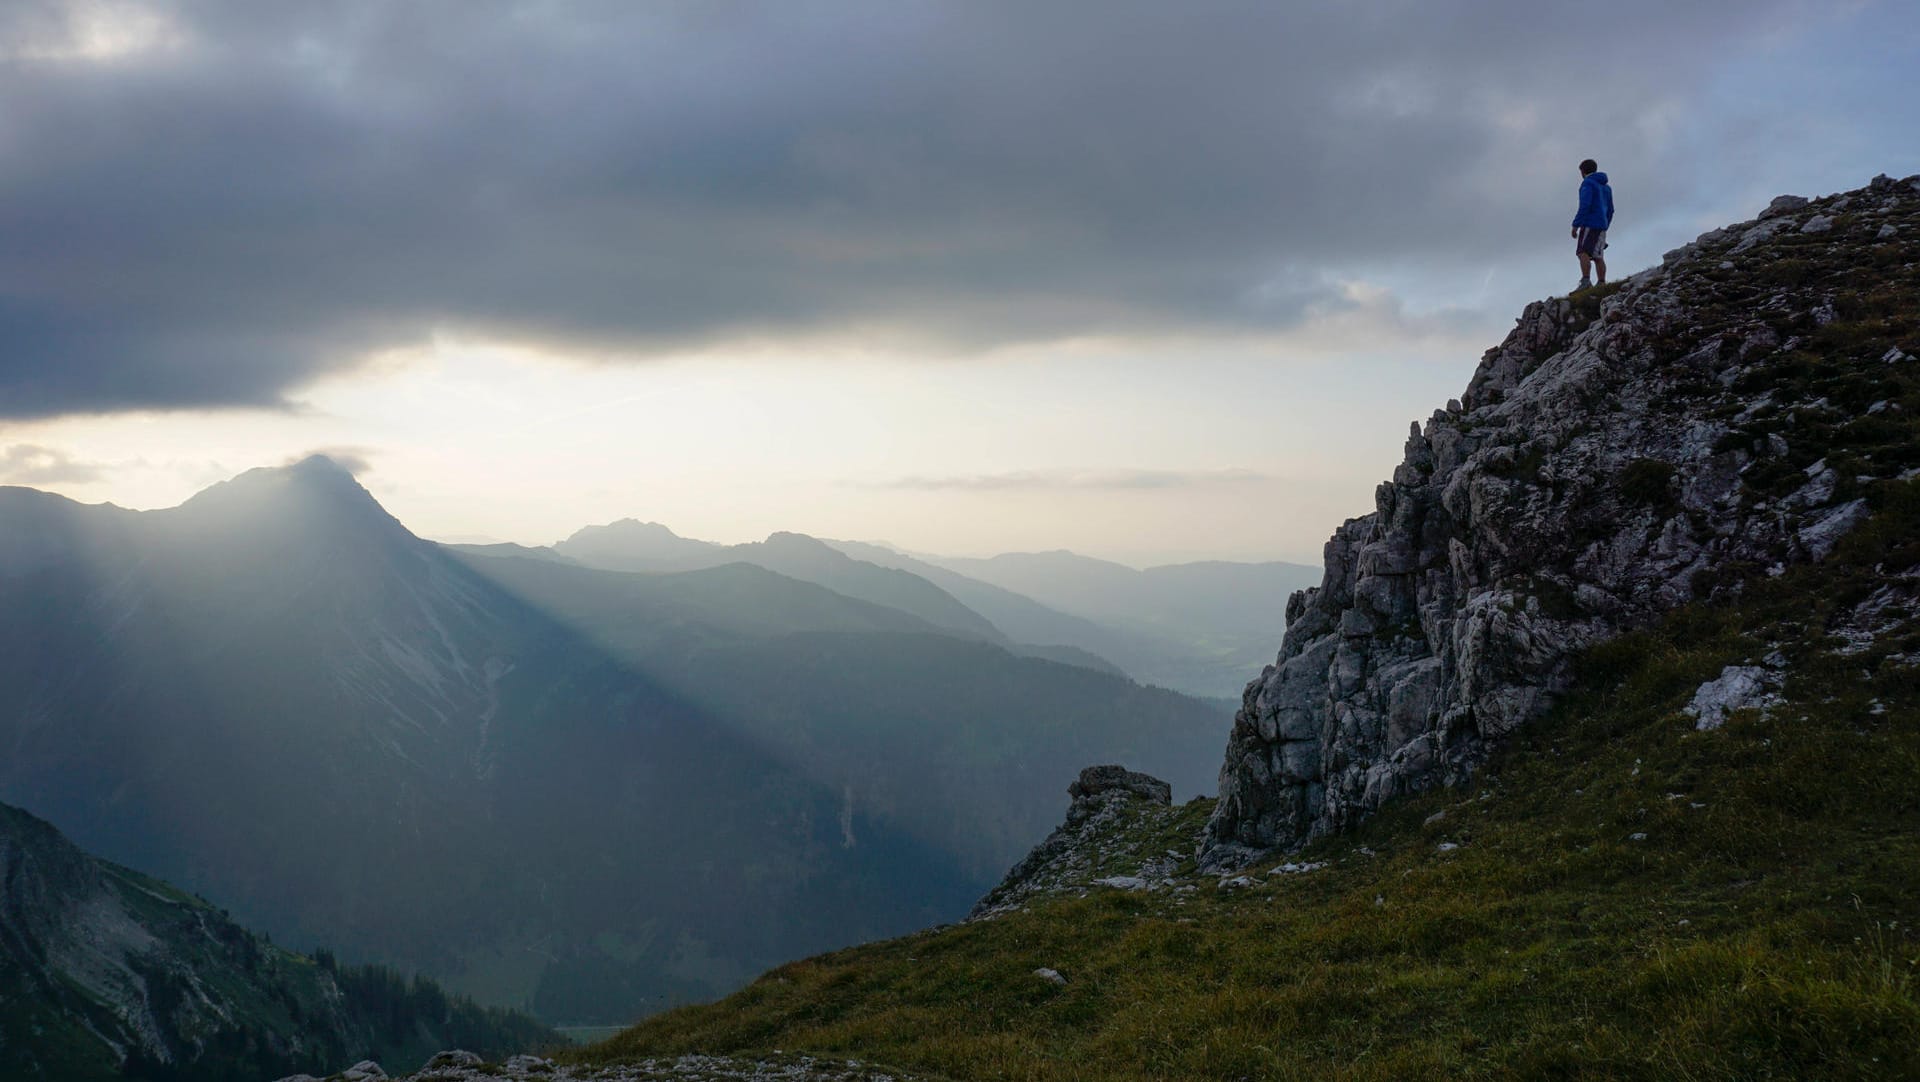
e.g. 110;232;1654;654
1203;174;1920;868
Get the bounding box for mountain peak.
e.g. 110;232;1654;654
555;519;721;571
757;531;841;557
198;454;372;500
607;518;682;537
562;519;707;547
289;452;358;477
283;453;387;503
170;456;414;547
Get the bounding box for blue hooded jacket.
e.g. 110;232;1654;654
1573;172;1614;230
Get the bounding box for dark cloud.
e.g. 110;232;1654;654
869;468;1272;492
0;443;105;484
0;0;1821;417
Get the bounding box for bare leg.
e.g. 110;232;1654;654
1593;254;1606;285
1577;251;1592;284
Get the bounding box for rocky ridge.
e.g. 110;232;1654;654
1202;173;1920;867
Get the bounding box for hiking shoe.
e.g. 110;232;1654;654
1575;278;1592;292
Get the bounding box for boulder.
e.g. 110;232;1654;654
1685;666;1782;731
1067;765;1172;806
1758;194;1809;219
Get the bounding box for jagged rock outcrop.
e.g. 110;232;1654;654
969;766;1192;918
1068;764;1173;805
1202;173;1920;868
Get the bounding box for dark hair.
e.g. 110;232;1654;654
1579;159;1598;175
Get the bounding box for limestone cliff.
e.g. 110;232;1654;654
1202;173;1920;868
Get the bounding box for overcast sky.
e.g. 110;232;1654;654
3;0;1916;563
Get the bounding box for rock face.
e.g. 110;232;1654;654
1202;174;1920;868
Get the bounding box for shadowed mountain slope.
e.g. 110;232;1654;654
0;800;557;1082
449;546;1231;881
0;457;1229;1028
0;459;977;1024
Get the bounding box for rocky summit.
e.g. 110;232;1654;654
1203;173;1920;868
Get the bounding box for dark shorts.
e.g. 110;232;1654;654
1575;226;1607;257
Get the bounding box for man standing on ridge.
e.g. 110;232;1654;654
1572;158;1614;291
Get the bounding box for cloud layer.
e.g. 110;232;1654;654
0;0;1818;418
0;443;104;484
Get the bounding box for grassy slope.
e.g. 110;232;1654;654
576;479;1920;1080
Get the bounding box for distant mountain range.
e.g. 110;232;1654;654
554;522;1005;642
832;541;1321;698
547;518;1320;699
0;799;555;1081
547;521;1125;676
0;458;1236;1025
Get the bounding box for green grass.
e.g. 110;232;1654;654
574;483;1920;1081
